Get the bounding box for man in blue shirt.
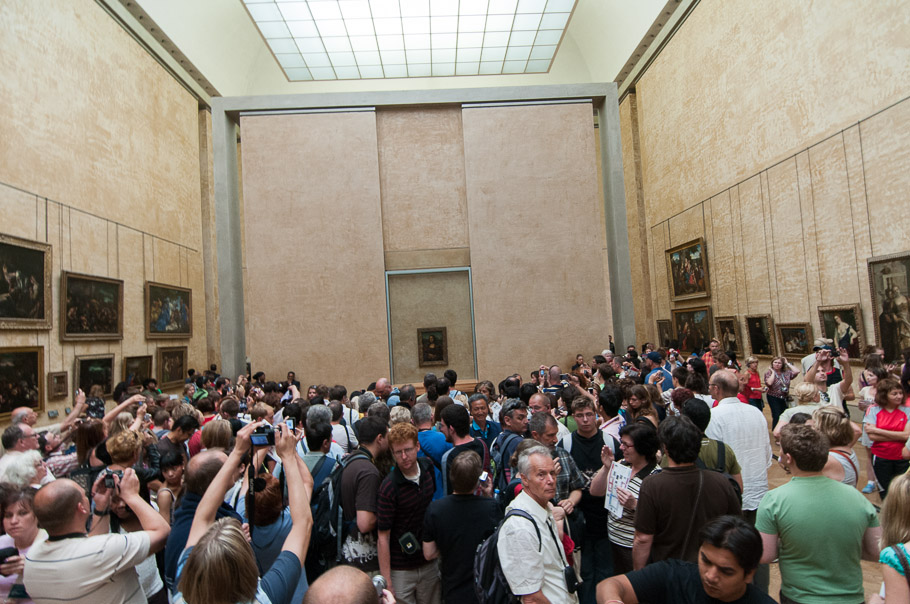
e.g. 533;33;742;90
643;351;673;393
412;402;452;500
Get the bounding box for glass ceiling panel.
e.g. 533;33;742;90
242;0;577;81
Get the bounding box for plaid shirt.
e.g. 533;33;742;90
45;450;78;479
552;447;586;503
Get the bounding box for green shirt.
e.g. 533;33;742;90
660;438;741;475
756;475;879;603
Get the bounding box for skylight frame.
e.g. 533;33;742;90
242;0;577;81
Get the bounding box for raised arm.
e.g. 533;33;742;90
836;348;853;397
103;393;145;430
587;445;614;497
274;424;313;563
118;468;171;552
60;389;87;433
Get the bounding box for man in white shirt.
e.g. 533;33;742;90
705;370;772;595
498;443;579;604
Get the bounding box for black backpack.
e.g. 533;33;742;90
491;432;522;497
695;439;742;504
307;451;369;569
474;509;540;604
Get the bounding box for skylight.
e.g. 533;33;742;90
241;0;577;81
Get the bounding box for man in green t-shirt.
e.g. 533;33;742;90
757;424;880;604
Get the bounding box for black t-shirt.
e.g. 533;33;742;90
422;494;502;604
626;559;775;604
444;438;490;494
566;431;610;538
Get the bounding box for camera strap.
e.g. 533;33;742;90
247;455;256;539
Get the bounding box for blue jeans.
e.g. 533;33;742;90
579;535;613;604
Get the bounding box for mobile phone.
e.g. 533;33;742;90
285;419;295;431
479;471;489;482
0;546;18;570
144;413;152;422
539;369;545;378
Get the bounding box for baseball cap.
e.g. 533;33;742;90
812;338;833;351
645;351;662;363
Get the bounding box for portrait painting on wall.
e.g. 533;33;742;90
745;315;776;357
818;304;863;360
776;323;813;358
47;371;68;399
666;238;710;302
418;327;448;367
867;251;910;364
61;272;123;341
714;316;742;356
656;320;673;349
158;346;187;388
0;233;52;330
123;356;153;387
672;307;713;355
75;354;114;396
0;347;43;417
145;282;192;339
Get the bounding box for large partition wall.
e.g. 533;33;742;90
213;85;632;385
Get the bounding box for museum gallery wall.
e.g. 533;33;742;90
0;0;210;423
620;0;910;360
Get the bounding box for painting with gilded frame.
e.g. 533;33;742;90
0;233;52;330
0;347;44;418
61;271;123;340
75;354;114;396
656;320;673;349
776;322;813;358
745;315;776;357
666;238;711;302
145;282;192;339
158;346;187;389
672;306;713;355
418;327;448;367
47;371;68;399
714;316;742;356
867;251;910;364
817;304;863;360
123;355;153;387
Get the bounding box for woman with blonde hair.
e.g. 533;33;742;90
813;406;861;487
773;382;822;441
871;472;910;604
200;420;233;451
743;356;765;411
174;421;312;604
764;356;800;430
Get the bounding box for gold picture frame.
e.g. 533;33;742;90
0;346;44;418
0;233;52;330
61;271;123;341
666;238;711;302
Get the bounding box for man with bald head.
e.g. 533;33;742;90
163;449;244;591
24;470;169;603
303;565;396;604
374;378;393;402
10;406;37;427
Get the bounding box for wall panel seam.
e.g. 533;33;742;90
793;155;812;316
856;122;874;257
840;132;864;308
806;150;824;307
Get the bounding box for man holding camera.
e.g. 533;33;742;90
24;469;170;603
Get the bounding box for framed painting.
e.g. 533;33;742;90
61;271;123;340
776;322;813;358
817;304;863;360
671;306;713;355
666;238;711;302
158;346;187;388
867;251;910;364
47;371;68;399
145;282;192;339
745;315;776;357
418;327;447;367
0;347;44;418
123;355;153;387
714;316;742;356
0;233;52;330
75;354;114;396
656;320;673;349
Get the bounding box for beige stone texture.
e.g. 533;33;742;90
462;102;609;379
388;272;475;385
765;160;808;323
376;108;469;254
384;248;471;272
239;111;390;386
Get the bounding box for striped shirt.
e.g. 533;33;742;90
607;463;661;548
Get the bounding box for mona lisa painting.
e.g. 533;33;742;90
418;327;448;367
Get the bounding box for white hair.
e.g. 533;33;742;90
516;444;552;477
0;450;43;487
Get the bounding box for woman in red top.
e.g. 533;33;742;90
864;377;910;498
744;356;765;411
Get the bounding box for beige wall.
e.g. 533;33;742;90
623;0;910;359
0;0;209;426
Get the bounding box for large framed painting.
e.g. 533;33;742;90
61;271;123;341
418;327;447;367
656;320;673;349
47;371;68;399
745;315;776;357
0;347;44;418
75;354;114;396
0;233;52;330
123;355;153;387
867;251;910;364
671;306;713;355
145;282;192;339
714;316;742;356
158;346;187;389
776;322;813;358
666;238;710;302
817;304;863;360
